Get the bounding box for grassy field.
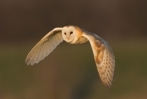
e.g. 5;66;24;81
0;40;147;99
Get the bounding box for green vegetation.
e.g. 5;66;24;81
0;40;147;99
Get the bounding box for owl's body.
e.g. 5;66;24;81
25;25;115;88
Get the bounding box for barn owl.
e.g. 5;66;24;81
25;26;115;88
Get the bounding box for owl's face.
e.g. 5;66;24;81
62;26;76;43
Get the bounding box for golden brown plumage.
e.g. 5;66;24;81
25;25;115;88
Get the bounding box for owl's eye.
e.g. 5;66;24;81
64;32;66;35
70;31;73;34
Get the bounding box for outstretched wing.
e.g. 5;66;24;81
25;28;63;65
96;41;115;88
83;32;115;88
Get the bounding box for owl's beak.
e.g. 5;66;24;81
67;36;70;40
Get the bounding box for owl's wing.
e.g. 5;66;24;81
25;28;63;65
83;32;115;88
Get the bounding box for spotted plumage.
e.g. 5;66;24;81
25;25;115;88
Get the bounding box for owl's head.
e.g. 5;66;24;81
62;26;77;43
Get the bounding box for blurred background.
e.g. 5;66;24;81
0;0;147;99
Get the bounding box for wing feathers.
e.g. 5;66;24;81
25;26;115;88
25;28;63;65
97;44;115;88
82;32;115;88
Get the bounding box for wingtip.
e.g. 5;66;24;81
25;59;32;66
106;85;111;89
25;61;31;66
25;62;35;66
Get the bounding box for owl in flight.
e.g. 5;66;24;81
25;26;115;88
